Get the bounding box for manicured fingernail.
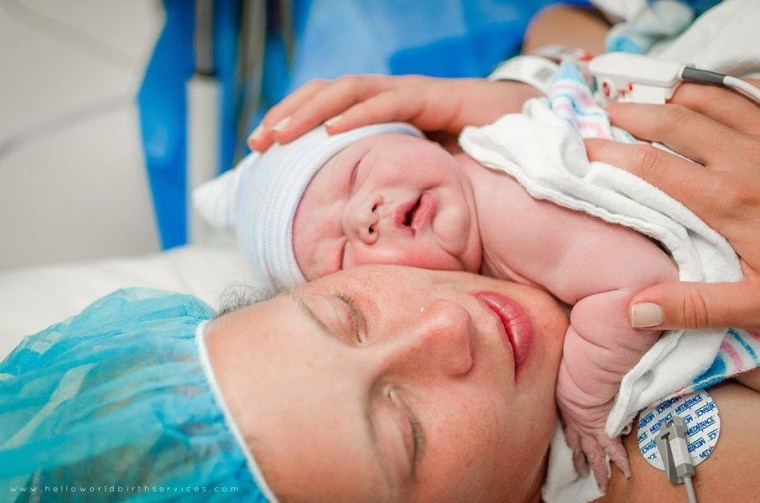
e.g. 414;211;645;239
631;303;663;328
248;125;265;142
324;115;342;127
272;116;291;132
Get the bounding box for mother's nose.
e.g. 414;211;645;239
386;299;475;378
343;194;382;245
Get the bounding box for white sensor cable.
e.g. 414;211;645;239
680;66;760;105
722;75;760;103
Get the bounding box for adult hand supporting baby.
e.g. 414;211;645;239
247;75;541;151
585;81;760;330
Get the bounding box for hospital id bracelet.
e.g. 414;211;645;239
488;55;559;96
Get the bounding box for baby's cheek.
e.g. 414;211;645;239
294;231;341;281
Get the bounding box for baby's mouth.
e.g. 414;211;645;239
395;196;421;234
404;197;422;227
395;193;434;235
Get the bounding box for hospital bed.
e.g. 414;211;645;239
0;245;251;359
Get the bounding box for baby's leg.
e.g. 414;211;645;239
556;287;661;491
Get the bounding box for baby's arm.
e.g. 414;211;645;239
543;221;677;491
557;286;662;488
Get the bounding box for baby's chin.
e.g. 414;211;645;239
397;250;482;275
411;259;474;274
456;254;483;275
464;262;481;273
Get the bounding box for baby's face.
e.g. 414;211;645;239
293;134;482;280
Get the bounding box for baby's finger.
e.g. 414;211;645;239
581;436;609;493
584;139;717;221
564;426;589;477
671;82;760;136
603;437;631;479
606;102;745;166
630;280;760;330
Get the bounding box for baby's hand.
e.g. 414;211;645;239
247;75;541;151
556;377;631;493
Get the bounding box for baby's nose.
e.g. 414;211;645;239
347;195;382;245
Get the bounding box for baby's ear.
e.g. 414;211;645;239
192;158;248;231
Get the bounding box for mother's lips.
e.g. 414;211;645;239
472;291;534;378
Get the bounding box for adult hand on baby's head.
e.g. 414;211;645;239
247;75;541;151
585;81;760;330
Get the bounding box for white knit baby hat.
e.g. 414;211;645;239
193;123;422;289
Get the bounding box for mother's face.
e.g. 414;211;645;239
207;265;568;502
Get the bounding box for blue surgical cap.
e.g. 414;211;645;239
0;288;275;502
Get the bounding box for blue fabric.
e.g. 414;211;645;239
138;0;240;250
677;0;723;16
253;0;591;131
605;0;723;55
606;0;695;55
139;0;591;249
0;289;268;502
137;2;193;249
214;0;243;179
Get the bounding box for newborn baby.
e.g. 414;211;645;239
194;118;676;489
294;127;676;481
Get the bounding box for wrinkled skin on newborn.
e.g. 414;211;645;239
206;266;568;502
293;133;482;280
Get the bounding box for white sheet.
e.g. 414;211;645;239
0;245;253;360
